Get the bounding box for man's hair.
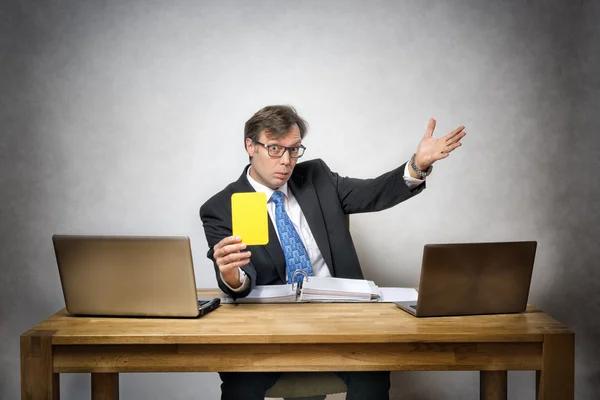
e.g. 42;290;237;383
244;105;308;147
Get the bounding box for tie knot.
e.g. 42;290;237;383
270;191;284;205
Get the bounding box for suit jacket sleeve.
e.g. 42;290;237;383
317;158;424;214
199;194;257;299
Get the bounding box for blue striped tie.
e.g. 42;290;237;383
271;191;313;284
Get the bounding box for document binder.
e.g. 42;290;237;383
221;271;418;304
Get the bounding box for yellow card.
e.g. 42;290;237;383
231;192;269;245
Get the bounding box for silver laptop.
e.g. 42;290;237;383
53;235;219;318
395;241;537;317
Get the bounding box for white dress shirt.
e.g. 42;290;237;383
221;162;424;292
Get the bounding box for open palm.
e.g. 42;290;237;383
415;118;466;170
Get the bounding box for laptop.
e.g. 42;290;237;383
395;241;537;317
53;235;219;318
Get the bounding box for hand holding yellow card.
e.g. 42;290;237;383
231;192;269;245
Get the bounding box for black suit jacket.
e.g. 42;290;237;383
199;158;424;299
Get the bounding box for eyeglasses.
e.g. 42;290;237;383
253;140;306;158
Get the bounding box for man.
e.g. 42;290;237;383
200;105;465;400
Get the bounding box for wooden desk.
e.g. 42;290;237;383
21;289;574;400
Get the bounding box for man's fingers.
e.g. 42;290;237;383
439;142;462;157
214;236;242;251
220;251;251;266
219;258;251;274
424;118;436;138
445;126;465;140
445;130;466;145
216;243;247;259
214;236;243;258
445;142;462;153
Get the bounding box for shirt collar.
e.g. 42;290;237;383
246;166;289;202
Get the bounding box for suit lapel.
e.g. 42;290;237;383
288;171;334;275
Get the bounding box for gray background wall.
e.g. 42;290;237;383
1;0;598;399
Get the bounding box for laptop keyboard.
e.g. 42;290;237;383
409;305;417;310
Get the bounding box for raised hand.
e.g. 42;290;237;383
213;236;251;289
415;118;466;170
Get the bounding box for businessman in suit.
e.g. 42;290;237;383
200;105;466;400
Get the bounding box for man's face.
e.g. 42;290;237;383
246;124;302;190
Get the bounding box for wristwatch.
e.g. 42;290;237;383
409;153;433;179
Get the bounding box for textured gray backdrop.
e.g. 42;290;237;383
1;0;598;399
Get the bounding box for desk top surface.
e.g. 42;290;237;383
26;289;571;345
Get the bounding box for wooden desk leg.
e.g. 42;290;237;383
92;373;119;400
20;330;59;400
480;371;507;400
536;333;575;400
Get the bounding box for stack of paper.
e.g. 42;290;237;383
222;284;296;304
220;279;419;304
299;277;380;302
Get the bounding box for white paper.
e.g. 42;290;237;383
222;284;296;303
378;287;419;303
302;276;372;293
300;277;377;302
